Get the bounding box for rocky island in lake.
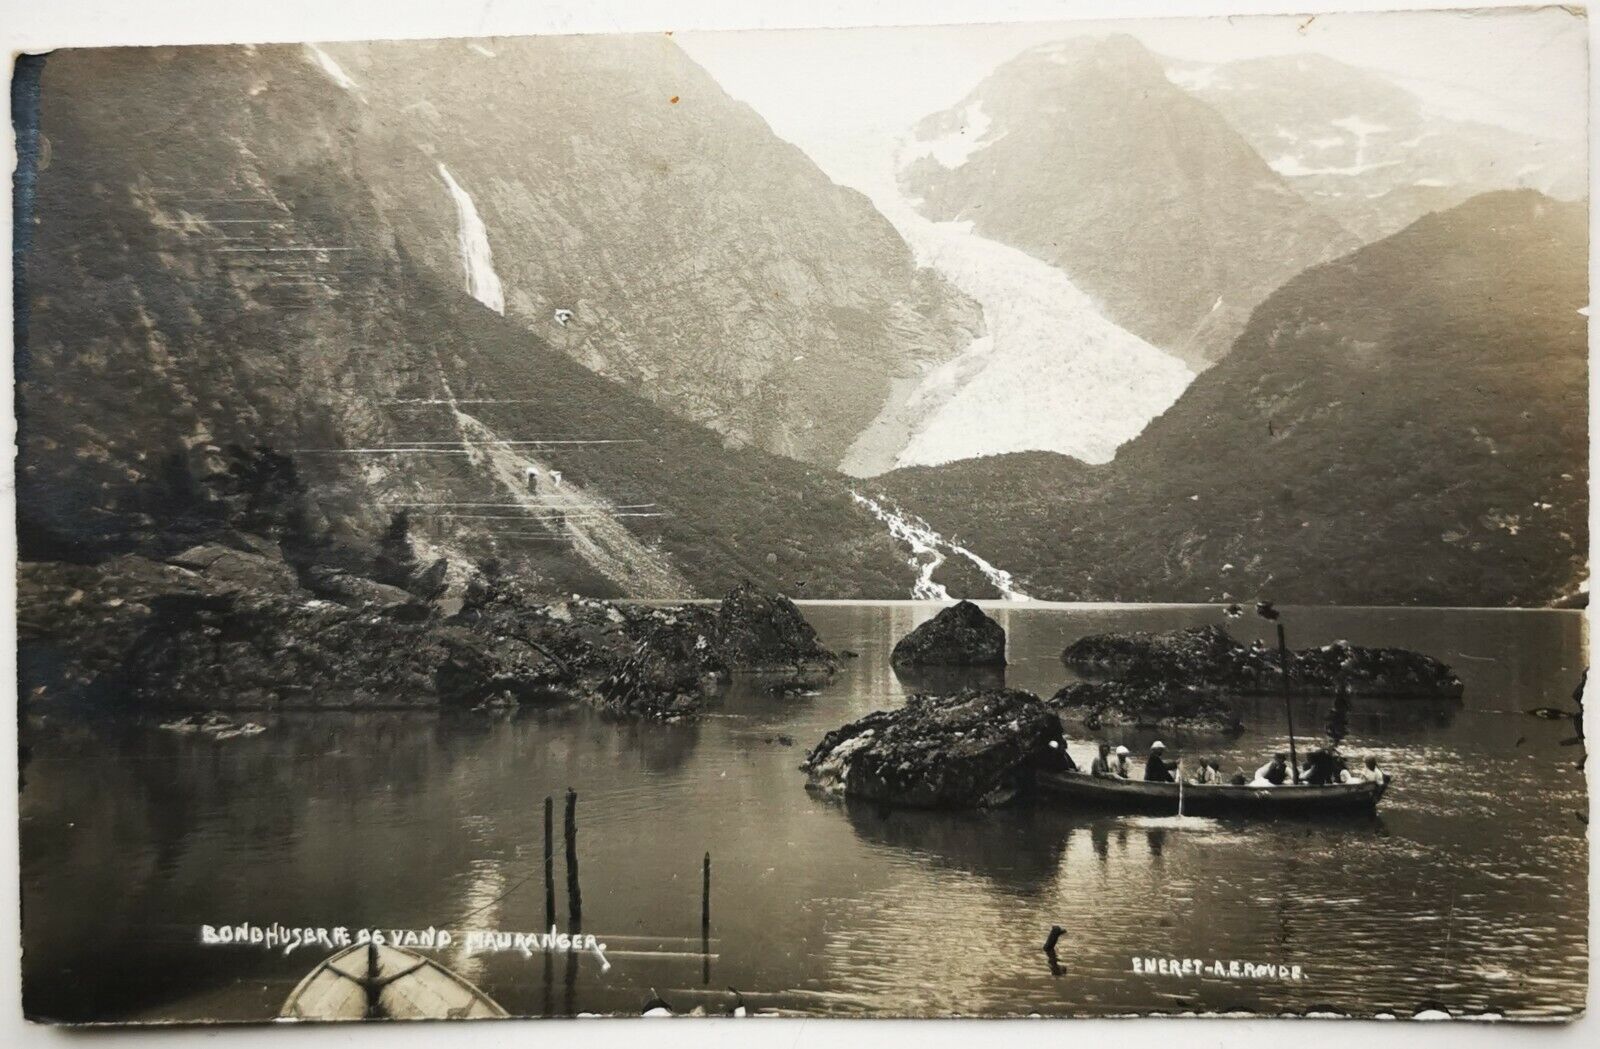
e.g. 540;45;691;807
1062;624;1465;698
1048;623;1462;735
890;600;1007;666
802;687;1071;808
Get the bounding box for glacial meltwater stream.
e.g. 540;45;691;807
20;605;1586;1021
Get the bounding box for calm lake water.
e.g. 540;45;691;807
19;604;1589;1022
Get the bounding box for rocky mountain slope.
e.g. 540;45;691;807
1171;52;1587;243
900;35;1356;368
879;191;1588;606
311;36;979;466
14;44;920;599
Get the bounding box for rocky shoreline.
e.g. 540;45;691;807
18;536;835;721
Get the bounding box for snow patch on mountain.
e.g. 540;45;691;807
901;102;997;170
1268;154;1402;178
437;163;506;315
1165;63;1219;91
305;45;361;93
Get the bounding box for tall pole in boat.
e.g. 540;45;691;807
1277;622;1301;784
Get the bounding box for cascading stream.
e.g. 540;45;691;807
852;492;1027;601
437;163;506;315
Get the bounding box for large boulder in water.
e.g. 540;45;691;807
890;600;1006;667
592;609;729;721
711;582;836;673
802;688;1069;807
1048;680;1244;735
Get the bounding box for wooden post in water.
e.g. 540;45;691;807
564;788;582;928
702;851;712;985
562;789;581;1017
543;795;556;929
364;940;383;1019
1277;623;1301;784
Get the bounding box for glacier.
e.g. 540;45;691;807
841;143;1194;471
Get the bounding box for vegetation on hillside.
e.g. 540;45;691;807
880;192;1588;606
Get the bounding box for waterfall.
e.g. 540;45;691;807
852;492;951;600
437;164;506;315
852;492;1028;601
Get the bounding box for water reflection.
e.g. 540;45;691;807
891;664;1008;696
17;604;1588;1022
839;799;1068;895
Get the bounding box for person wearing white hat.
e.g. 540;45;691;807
1112;745;1132;779
1144;740;1178;783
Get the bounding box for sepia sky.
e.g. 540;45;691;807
680;6;1587;181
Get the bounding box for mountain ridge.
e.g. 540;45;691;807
877;189;1588;606
900;34;1357;369
315;35;982;467
14;43;925;599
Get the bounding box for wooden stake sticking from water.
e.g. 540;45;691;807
543;795;556;929
564;789;582;928
364;941;382;1019
1042;925;1065;977
702;852;712;985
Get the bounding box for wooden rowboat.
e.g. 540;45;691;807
279;942;509;1021
1038;770;1388;817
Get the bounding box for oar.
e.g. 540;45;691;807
1177;760;1184;818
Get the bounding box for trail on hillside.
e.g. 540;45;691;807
449;408;691;599
413;163;690;598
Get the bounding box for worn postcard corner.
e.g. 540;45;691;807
9;3;1590;1027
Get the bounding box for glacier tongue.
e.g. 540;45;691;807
841;145;1194;471
437;163;506;315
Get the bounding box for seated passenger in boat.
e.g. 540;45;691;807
1144;741;1177;782
1190;759;1222;785
1301;748;1343;786
1252;752;1293;786
1355;756;1386;783
1112;745;1133;779
1090;742;1115;778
